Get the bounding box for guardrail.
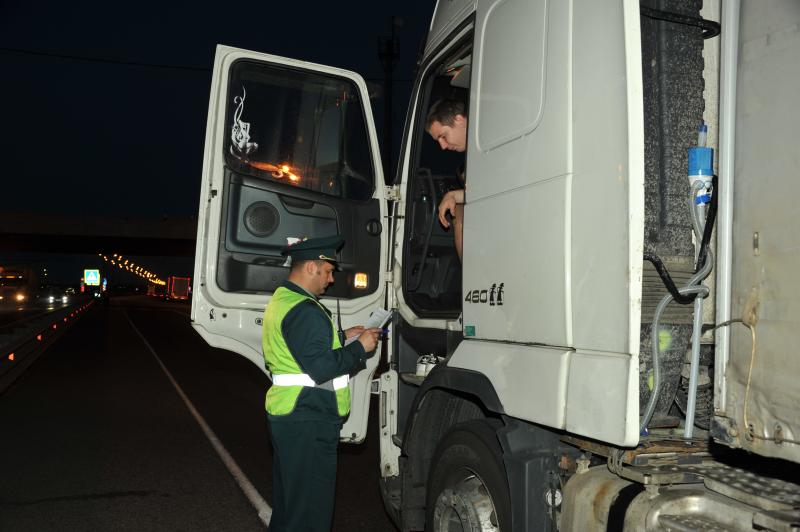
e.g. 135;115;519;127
0;298;95;394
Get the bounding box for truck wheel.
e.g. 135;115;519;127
426;420;510;531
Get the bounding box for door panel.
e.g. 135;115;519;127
216;172;381;299
227;181;337;254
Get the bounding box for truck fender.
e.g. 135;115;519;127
398;366;504;530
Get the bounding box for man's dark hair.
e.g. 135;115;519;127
290;259;329;273
290;259;312;273
425;99;466;130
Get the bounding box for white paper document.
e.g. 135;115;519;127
344;307;393;345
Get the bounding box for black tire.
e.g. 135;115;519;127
426;419;511;531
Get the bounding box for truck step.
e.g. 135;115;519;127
703;465;800;512
658;514;730;531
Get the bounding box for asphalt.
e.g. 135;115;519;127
0;295;395;531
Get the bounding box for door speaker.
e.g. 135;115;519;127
243;202;280;237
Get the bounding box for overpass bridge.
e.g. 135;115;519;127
0;213;198;256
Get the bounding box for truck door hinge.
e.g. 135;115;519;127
385;185;401;202
370;377;381;395
384;271;394;285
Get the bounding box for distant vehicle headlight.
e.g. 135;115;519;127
62;296;68;303
16;293;25;302
49;296;55;303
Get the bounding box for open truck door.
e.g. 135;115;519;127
191;45;388;442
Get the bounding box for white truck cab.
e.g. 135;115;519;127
192;0;800;530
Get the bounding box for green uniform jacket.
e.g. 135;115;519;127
262;281;367;420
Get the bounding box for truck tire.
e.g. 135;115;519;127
426;419;511;531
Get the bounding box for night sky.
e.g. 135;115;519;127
0;1;435;284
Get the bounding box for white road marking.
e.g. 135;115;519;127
124;311;272;527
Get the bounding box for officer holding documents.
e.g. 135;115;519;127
262;235;381;531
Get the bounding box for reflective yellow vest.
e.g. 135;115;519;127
262;286;350;416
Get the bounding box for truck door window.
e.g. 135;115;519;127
225;60;375;201
214;60;383;298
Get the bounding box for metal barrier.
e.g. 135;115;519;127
0;298;95;393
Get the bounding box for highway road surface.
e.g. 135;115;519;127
0;295;394;531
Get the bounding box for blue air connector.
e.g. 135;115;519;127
689;122;714;204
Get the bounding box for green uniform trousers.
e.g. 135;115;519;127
267;416;341;532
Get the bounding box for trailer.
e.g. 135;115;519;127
165;276;190;301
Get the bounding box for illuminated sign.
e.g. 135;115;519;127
84;269;100;286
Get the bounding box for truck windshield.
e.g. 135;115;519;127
224;60;375;201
